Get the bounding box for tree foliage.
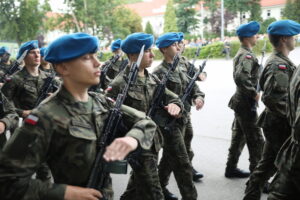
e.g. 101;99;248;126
163;0;178;33
0;0;51;45
145;21;154;35
259;18;276;34
249;0;262;22
174;0;199;33
283;0;300;22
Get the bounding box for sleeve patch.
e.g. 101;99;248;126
246;55;252;59
24;114;39;125
105;86;112;92
278;64;287;70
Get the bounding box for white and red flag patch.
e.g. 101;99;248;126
105;86;112;92
246;55;252;59
278;64;287;70
24;115;39;125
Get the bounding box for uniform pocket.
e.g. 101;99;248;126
69;119;97;141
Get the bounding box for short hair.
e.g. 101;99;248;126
268;34;284;47
238;36;245;42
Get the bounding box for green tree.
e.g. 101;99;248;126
283;0;300;22
174;0;199;33
145;21;154;35
0;0;50;45
224;0;252;23
163;0;178;33
259;17;276;34
249;0;262;22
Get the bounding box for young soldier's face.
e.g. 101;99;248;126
248;35;259;46
286;36;295;51
62;53;101;87
140;48;154;69
1;53;10;63
163;42;179;59
24;49;41;67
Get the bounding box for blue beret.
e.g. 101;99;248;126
156;32;180;48
177;32;184;42
0;46;10;56
40;47;47;57
17;40;39;59
45;32;99;64
267;20;300;36
236;21;260;37
121;33;154;54
111;39;122;52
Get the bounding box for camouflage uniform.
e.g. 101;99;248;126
0;91;19;148
106;66;182;200
152;60;205;200
1;67;59;117
227;46;264;172
243;52;295;200
267;65;300;200
0;86;157;200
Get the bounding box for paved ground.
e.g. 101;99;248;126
111;47;300;199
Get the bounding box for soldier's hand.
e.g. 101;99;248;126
254;93;260;102
165;103;181;118
198;72;207;81
194;98;204;111
0;82;4;88
22;110;32;118
64;185;102;200
0;122;6;134
103;136;138;162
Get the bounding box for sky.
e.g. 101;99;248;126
48;0;68;12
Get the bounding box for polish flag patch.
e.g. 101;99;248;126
278;64;287;70
246;55;252;59
24;115;39;125
106;97;116;103
105;86;112;92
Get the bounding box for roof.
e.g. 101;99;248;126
261;0;286;7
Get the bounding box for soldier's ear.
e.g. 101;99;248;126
55;62;69;76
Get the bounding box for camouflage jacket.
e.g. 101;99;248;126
0;86;156;200
1;67;60;116
0;91;18;131
106;67;183;152
105;59;128;80
152;60;205;114
257;51;296;128
228;46;260;113
179;56;202;81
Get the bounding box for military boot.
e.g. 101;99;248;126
192;168;204;182
163;187;178;200
225;167;250;178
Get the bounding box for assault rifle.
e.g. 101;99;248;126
165;56;209;130
0;50;28;83
147;48;183;118
87;45;145;200
34;74;58;107
187;46;201;77
99;54;121;89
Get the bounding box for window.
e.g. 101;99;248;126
267;10;271;17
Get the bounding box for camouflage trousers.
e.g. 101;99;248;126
183;115;195;161
158;123;197;200
243;118;290;200
120;150;164;200
226;112;264;172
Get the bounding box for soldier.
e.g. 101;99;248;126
243;20;300;200
225;21;264;178
39;47;55;74
0;32;157;200
0;46;12;87
106;32;182;200
0;91;19;148
153;32;205;200
177;32;205;182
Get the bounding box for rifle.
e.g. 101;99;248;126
99;54;121;89
34;74;58;107
119;59;129;72
0;50;28;83
87;45;145;199
165;56;209;130
187;46;201;77
147;48;183;118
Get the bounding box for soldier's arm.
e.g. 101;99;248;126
164;88;184;112
105;73;124;99
234;55;258;98
0;109;66;200
0;92;19;131
261;64;290;117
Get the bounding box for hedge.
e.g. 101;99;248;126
99;39;273;62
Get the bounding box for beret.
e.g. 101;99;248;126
17;40;39;59
177;32;184;42
121;33;154;54
156;32;180;48
111;39;122;52
236;21;260;37
44;32;99;63
40;47;47;57
267;20;300;36
0;46;10;56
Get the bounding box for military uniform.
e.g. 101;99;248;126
0;86;157;200
243;51;295;200
0;91;19;148
227;46;264;172
152;60;204;200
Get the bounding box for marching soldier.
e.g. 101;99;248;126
243;20;300;200
39;47;55;74
0;46;12;87
225;21;264;178
153;32;205;200
0;32;157;200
